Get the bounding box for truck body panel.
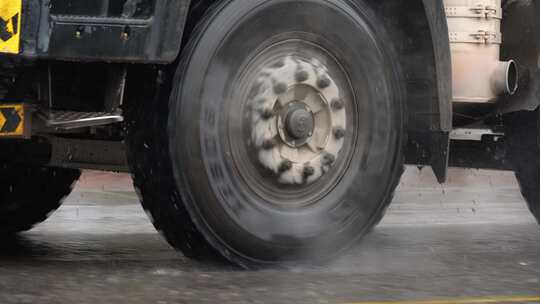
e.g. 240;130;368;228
16;0;190;63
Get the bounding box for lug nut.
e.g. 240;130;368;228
295;70;309;83
331;98;344;111
262;139;276;150
279;160;293;173
260;108;274;120
317;76;331;89
274;82;288;95
322;153;335;166
303;166;315;177
271;60;285;68
333;127;346;140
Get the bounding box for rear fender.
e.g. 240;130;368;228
366;0;453;182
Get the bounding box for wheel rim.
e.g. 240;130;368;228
227;39;357;208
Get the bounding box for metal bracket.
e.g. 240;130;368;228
445;5;502;19
450;128;504;141
470;5;501;19
48;136;128;172
470;30;501;44
448;30;502;44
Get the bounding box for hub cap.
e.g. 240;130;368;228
247;56;347;185
283;102;314;143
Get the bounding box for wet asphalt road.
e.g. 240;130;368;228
1;169;539;304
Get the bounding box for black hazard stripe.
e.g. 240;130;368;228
0;13;19;42
0;107;21;133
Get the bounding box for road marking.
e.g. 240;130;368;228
343;295;540;304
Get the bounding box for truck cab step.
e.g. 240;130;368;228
42;110;123;130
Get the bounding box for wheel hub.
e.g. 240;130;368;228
246;55;348;185
281;101;314;146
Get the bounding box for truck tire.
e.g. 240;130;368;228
126;0;405;267
506;110;540;223
0;165;80;233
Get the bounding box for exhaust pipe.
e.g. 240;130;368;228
492;59;518;95
445;0;518;103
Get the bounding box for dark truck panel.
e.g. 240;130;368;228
20;0;190;63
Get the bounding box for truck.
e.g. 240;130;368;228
0;0;538;268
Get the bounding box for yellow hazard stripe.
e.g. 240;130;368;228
343;295;540;304
0;0;22;54
0;104;25;137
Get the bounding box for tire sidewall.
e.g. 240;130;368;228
0;165;80;233
169;0;405;263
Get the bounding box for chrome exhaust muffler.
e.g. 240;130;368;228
444;0;518;103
